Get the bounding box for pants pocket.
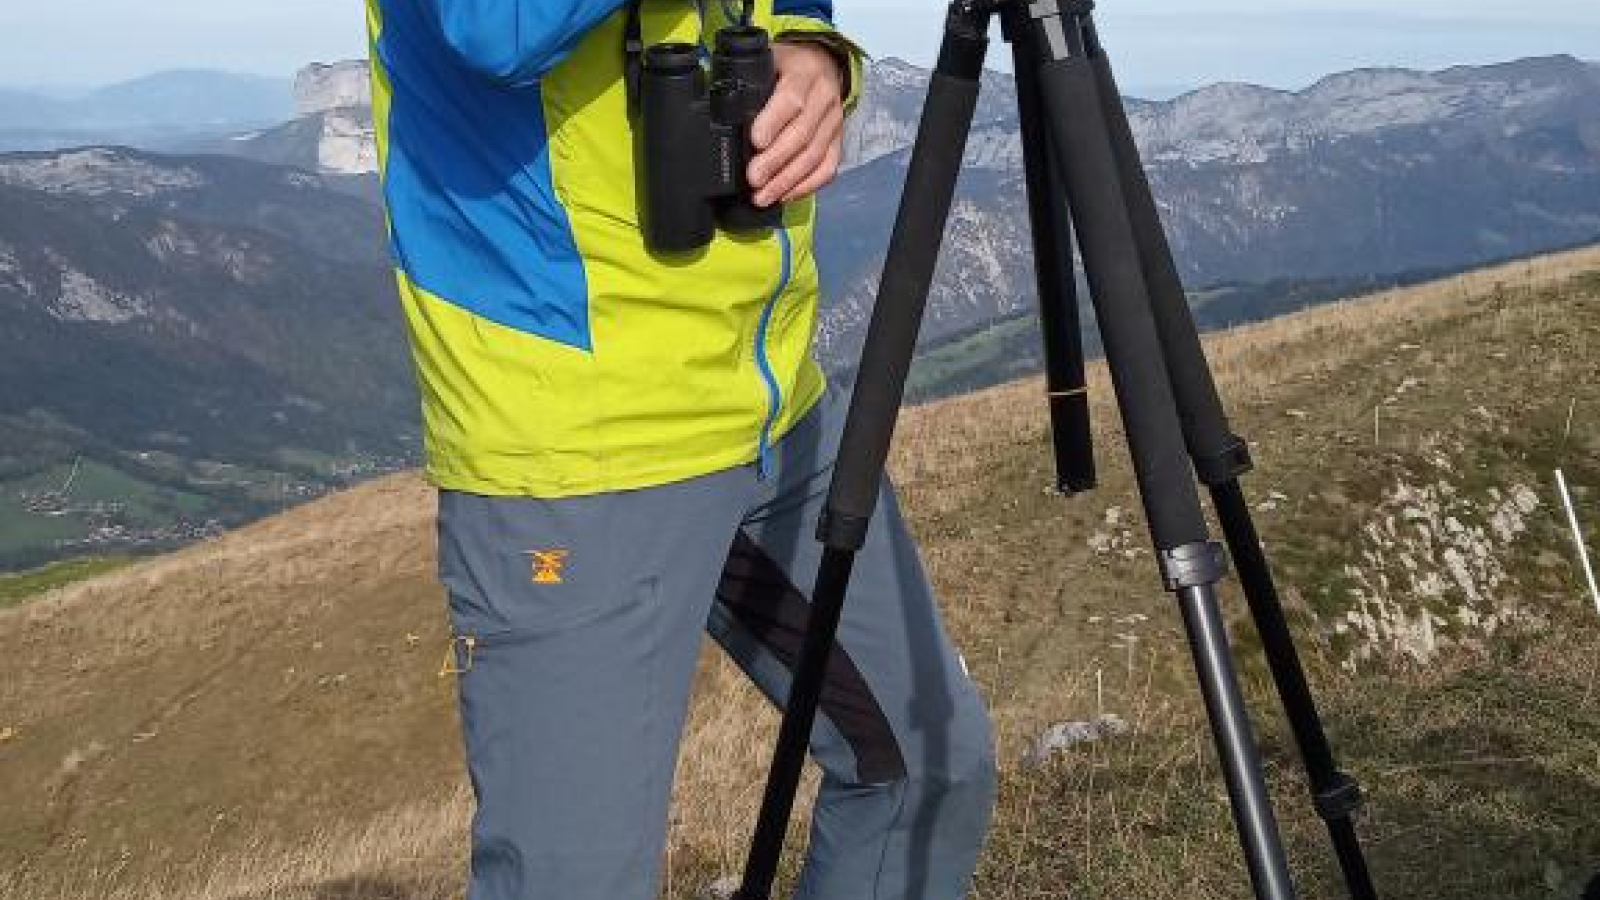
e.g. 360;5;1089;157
436;489;650;642
441;573;660;680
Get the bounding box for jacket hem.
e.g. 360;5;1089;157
425;383;827;499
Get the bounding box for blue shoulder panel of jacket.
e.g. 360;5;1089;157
772;0;833;21
374;0;594;352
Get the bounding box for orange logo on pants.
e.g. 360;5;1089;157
529;550;570;585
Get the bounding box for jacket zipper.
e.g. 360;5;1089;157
754;226;793;479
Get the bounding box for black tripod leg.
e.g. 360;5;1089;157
734;546;857;900
1084;47;1250;483
1010;18;1095;494
732;6;994;899
1088;29;1380;900
1213;484;1379;899
1018;5;1299;899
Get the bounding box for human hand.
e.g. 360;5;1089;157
747;42;846;208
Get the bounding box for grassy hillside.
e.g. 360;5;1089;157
0;150;414;571
0;557;134;611
1;246;1598;899
901;262;1534;405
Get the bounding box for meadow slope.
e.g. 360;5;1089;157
1;244;1598;899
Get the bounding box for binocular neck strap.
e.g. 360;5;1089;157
624;1;646;118
626;0;757;117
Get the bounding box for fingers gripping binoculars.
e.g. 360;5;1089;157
625;2;784;252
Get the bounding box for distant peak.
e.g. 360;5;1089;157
866;57;932;91
1194;81;1287;98
1165;80;1289;110
1437;53;1589;82
1302;67;1439;99
294;61;370;118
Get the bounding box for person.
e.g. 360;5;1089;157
364;1;998;898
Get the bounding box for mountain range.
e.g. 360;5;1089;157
223;54;1600;363
1;53;1598;568
812;54;1600;363
0;71;293;152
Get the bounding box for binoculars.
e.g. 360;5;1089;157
635;25;784;253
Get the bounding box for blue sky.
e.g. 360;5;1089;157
2;1;1597;96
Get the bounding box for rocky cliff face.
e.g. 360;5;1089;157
295;61;371;118
226;63;377;178
288;63;378;176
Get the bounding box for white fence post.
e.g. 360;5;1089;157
1555;469;1600;618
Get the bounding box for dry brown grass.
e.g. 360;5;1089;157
4;242;1599;899
888;242;1600;748
0;789;470;900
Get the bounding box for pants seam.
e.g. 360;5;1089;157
868;779;910;900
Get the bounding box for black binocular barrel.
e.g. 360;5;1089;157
639;43;716;252
712;25;784;233
636;27;782;253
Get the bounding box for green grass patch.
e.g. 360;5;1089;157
0;556;136;609
907;315;1049;403
271;446;346;476
0;492;85;549
6;458;209;521
0;458;214;566
64;458;209;519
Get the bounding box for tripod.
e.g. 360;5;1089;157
733;2;1380;899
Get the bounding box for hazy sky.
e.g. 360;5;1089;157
3;1;1597;95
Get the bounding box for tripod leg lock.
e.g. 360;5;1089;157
816;509;872;553
1159;541;1228;591
1312;772;1366;822
1193;435;1255;486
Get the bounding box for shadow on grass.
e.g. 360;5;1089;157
229;875;441;900
311;877;419;900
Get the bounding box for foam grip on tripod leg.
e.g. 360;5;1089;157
1034;54;1210;552
1012;36;1096;493
1090;53;1246;479
820;71;982;549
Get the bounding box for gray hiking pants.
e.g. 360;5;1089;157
436;383;998;900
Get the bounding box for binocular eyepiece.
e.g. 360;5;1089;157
636;25;783;253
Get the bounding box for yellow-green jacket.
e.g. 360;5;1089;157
365;0;865;497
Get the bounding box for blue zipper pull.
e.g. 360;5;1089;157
757;437;774;480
